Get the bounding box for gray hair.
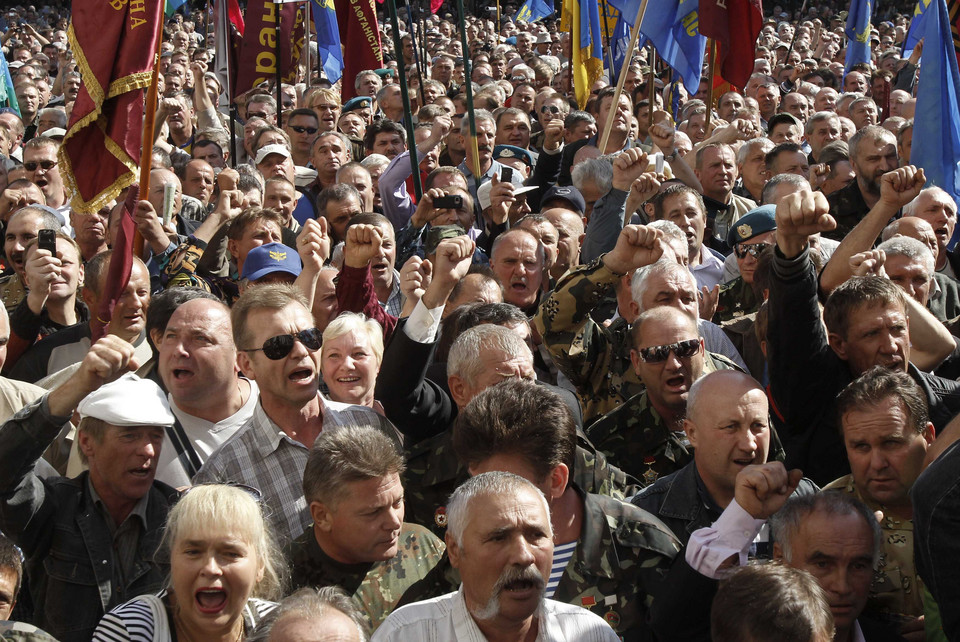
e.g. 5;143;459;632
761;173;811;205
571;156;613;196
804;111;840;137
877;236;935;274
736;137;776;165
647;219;686;247
9;205;63;233
321;312;384;366
447;324;532;386
848;125;896;163
903;186;956;217
360;153;391;171
249;587;368;641
446;471;551;547
37;107;67;128
631;258;695;311
460;109;496;135
769;492;882;565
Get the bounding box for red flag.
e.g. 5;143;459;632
336;0;384;101
59;0;164;214
228;0;245;34
430;0;443;13
234;0;306;97
92;186;138;342
698;0;763;90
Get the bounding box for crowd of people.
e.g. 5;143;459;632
0;0;958;640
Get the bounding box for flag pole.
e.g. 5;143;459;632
599;0;616;83
647;45;655;132
387;0;424;200
455;0;481;184
597;0;649;153
275;2;283;127
404;0;426;106
304;0;312;87
784;0;809;61
705;39;716;131
135;13;165;258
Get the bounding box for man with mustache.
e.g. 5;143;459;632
375;471;620;641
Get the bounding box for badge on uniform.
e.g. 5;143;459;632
642;456;659;484
737;223;753;239
434;506;447;528
604;611;621;627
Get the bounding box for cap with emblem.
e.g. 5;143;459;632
342;96;374;114
241;242;303;282
541;185;586;216
254;144;291;165
77;373;175;427
493;144;533;167
372;68;394;79
727;204;777;247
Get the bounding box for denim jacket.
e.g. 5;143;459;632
0;397;178;642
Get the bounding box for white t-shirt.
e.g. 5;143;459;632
155;379;259;488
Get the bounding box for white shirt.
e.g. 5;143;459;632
372;588;620;642
155;379;260;488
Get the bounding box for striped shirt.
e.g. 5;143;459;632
547;541;578;598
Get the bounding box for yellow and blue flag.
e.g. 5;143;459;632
0;52;19;117
563;0;604;108
903;0;933;57
631;0;706;94
515;0;554;22
913;0;960;207
844;0;873;75
311;0;344;83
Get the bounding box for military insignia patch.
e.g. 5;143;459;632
581;596;597;607
434;506;447;528
737;223;752;240
269;250;287;261
604;611;621;627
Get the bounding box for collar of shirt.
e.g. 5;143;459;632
851;620;866;642
252;393;335;455
87;475;150;532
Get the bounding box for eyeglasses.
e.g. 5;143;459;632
247;111;269;120
734;242;772;259
240;328;322;360
24;159;57;171
510;76;526;82
637;338;701;363
289;125;319;135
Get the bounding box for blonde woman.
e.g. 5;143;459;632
321;313;384;412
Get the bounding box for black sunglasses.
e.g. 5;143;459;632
540;105;560;114
24;159;57;171
290;125;319;134
241;328;322;360
734;242;772;259
638;338;700;363
247;111;269;120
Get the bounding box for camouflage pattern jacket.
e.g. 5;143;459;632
535;257;740;425
403;428;640;540
585;390;693;487
287;523;445;631
715;276;760;325
396;488;681;641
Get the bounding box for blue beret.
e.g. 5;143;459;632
493;144;533;167
343;96;373;113
727;204;777;247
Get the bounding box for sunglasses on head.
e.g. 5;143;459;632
290;125;319;135
637;338;700;363
734;242;772;259
24;159;57;171
241;328;322;360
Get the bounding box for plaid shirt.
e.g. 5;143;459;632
193;394;401;546
383;269;405;317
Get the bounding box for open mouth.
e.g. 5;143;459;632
665;375;686;391
128;466;152;479
195;588;228;614
172;368;194;381
336;376;360;383
289;367;313;382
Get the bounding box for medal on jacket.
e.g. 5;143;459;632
643;457;659;484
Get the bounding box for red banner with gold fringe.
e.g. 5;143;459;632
59;0;164;214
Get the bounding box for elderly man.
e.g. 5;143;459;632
193;285;399;545
374;472;620;641
151;293;259;487
735;138;775;203
768;188;960;486
694;144;757;254
0;337;177;642
255;587;367;641
902;186;960;278
489;228;544;315
805;112;842;163
826;126;899;241
824;368;933;631
288;426;445;630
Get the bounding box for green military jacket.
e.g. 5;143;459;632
0;273;25;313
396;488;681;641
402;428;640;540
715;276;760;324
586;390;693;487
287;523;445;631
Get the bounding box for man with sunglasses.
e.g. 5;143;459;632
715;206;776;324
22;137;66;212
193;284;401;546
284;109;321;168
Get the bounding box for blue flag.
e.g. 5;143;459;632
903;0;933;57
635;0;706;94
165;0;188;17
0;48;19;117
311;0;344;84
913;0;960;209
610;15;631;81
844;0;873;75
515;0;554;22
